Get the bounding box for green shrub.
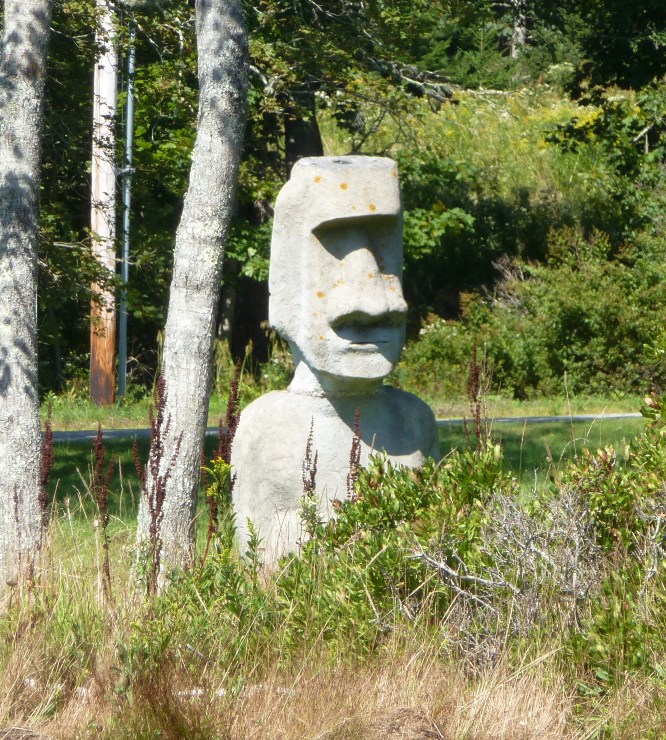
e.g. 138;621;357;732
399;227;666;400
125;444;510;672
118;403;666;702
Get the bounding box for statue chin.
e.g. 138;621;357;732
289;329;403;395
289;363;388;397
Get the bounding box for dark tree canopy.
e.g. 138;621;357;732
30;0;666;396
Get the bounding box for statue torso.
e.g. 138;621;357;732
230;385;439;562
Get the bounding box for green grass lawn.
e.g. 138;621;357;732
42;392;644;431
48;435;224;517
43;390;648;509
42;393;231;431
49;416;647;517
440;416;646;488
424;394;643;421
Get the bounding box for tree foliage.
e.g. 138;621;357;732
29;0;666;399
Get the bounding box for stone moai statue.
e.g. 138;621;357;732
231;156;439;562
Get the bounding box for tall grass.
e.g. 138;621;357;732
0;403;661;736
0;495;662;737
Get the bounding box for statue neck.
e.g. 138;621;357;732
288;361;383;397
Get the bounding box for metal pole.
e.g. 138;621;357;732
118;21;136;398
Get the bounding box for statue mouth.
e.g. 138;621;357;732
347;339;390;351
331;309;404;328
330;320;404;350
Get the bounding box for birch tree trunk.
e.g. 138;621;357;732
509;0;527;59
136;0;247;576
0;0;52;585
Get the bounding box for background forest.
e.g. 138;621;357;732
39;0;666;406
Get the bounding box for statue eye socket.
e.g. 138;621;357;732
313;217;400;263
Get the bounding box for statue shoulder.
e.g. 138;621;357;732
381;385;440;460
235;391;290;425
233;390;318;446
382;385;436;421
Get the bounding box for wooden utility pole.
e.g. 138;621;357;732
90;0;118;405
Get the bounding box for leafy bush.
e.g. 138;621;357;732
381;83;666;402
128;445;508;671
399;226;666;399
123;403;666;699
561;400;666;684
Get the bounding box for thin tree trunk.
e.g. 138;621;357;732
136;0;247;576
0;0;53;586
89;0;117;406
284;90;323;176
509;0;527;59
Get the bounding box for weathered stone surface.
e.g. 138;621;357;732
231;156;439;562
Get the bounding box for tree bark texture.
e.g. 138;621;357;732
0;0;52;585
284;90;323;177
136;0;248;575
89;0;117;406
509;0;527;59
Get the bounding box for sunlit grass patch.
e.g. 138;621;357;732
441;416;645;488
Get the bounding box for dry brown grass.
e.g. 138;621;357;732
224;650;574;740
0;614;657;739
34;640;580;739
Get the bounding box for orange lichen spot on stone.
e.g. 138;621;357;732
367;273;376;279
352;205;357;211
392;169;398;178
314;175;322;183
369;203;377;212
340;182;348;190
316;290;326;298
319;335;325;340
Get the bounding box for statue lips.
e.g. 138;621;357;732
330;314;405;355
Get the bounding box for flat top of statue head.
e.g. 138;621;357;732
274;156;401;228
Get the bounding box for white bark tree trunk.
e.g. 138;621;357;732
90;0;117;406
509;0;527;59
136;0;247;576
0;0;52;585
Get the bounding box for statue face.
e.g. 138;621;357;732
269;156;407;391
295;215;407;386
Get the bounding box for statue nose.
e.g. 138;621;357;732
333;246;407;319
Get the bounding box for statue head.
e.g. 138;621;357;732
269;156;408;393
